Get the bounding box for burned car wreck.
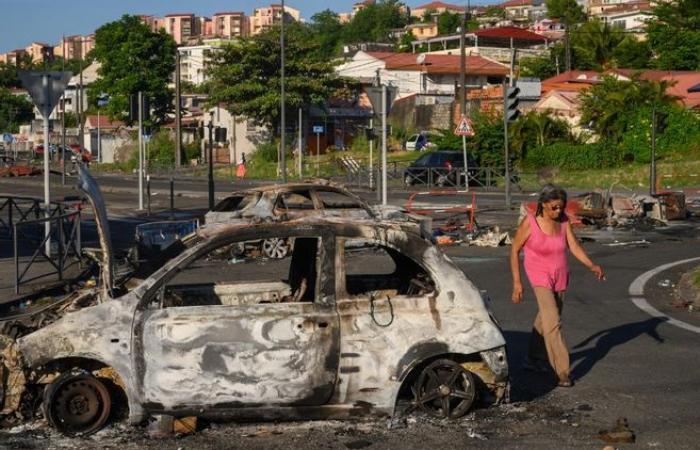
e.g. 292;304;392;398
0;168;508;436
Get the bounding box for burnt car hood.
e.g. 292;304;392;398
77;164;114;296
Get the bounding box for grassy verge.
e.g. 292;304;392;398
519;158;700;191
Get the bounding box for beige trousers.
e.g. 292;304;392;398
528;287;570;380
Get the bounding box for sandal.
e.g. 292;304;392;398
557;377;574;388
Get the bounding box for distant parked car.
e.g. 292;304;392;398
405;133;428;152
404;151;477;187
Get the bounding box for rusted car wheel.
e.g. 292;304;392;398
414;359;476;419
262;238;291;259
44;371;112;436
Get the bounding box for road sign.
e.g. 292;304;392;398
18;71;72;117
313;125;324;134
454;116;475;137
365;85;398;117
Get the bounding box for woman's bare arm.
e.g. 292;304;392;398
565;221;605;280
510;218;530;303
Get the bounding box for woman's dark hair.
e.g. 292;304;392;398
536;183;567;217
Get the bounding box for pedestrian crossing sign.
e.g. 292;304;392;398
454;116;475;137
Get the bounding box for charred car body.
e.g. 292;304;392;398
0;168;508;436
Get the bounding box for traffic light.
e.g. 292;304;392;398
365;127;375;140
214;127;227;143
504;87;520;123
129;95;138;122
655;111;669;134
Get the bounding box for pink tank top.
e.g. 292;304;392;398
523;213;569;291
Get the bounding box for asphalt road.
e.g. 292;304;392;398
1;172;700;448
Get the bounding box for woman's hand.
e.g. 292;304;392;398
590;264;606;281
512;281;523;304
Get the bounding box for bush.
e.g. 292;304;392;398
524;142;619;170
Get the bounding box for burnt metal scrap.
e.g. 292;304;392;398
0;171;509;437
521;190;689;228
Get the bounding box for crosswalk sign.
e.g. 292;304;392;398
454;116;475;137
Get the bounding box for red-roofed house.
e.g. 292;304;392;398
337;51;509;98
411;1;465;19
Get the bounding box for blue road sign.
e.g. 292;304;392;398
313;125;324;134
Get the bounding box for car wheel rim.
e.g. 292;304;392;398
415;360;476;419
48;375;111;436
262;238;290;259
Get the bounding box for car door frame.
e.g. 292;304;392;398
130;224;340;415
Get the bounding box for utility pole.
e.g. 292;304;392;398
175;49;182;167
42;74;51;254
459;2;471;189
207;114;215;210
297;107;302;178
369;118;374;190
381;84;387;206
280;0;287;183
650;106;657;196
78;60;84;150
138;91;144;210
61;36;66;186
564;14;571;72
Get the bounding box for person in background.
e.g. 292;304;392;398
237;152;247;178
510;184;605;387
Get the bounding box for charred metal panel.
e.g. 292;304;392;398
76;165;114;297
141;303;338;410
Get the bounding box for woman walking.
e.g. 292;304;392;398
510;184;605;387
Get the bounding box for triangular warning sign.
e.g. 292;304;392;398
454;116;475;137
18;71;72;117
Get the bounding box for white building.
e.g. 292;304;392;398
336;51;509;98
599;10;652;32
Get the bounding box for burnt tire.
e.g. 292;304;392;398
414;359;476;419
44;370;112;436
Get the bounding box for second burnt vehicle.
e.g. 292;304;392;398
0;168;508;437
203;181;428;259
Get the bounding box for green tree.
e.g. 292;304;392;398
90;15;177;126
571;19;625;69
647;0;700;70
612;36;651;69
519;55;558;80
437;11;461;35
0;63;21;89
0;87;34;133
343;0;408;43
579;75;676;142
484;6;506;19
422;9;436;23
545;0;586;23
207;23;354;133
310;10;345;59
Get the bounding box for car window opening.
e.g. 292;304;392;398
159;237;320;308
343;241;436;298
277;191;315;210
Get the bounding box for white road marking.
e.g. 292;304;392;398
628;257;700;334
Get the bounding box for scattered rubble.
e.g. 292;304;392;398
598;417;636;444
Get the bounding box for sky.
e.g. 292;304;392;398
0;0;490;54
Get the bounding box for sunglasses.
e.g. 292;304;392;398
546;204;564;211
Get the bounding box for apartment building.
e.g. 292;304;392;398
178;42;228;85
0;49;28;65
24;42;53;63
54;35;95;60
165;13;197;44
249;4;300;36
213;12;248;38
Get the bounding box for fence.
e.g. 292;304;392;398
0;196;84;294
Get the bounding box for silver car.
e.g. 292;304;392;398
0;168;508;436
